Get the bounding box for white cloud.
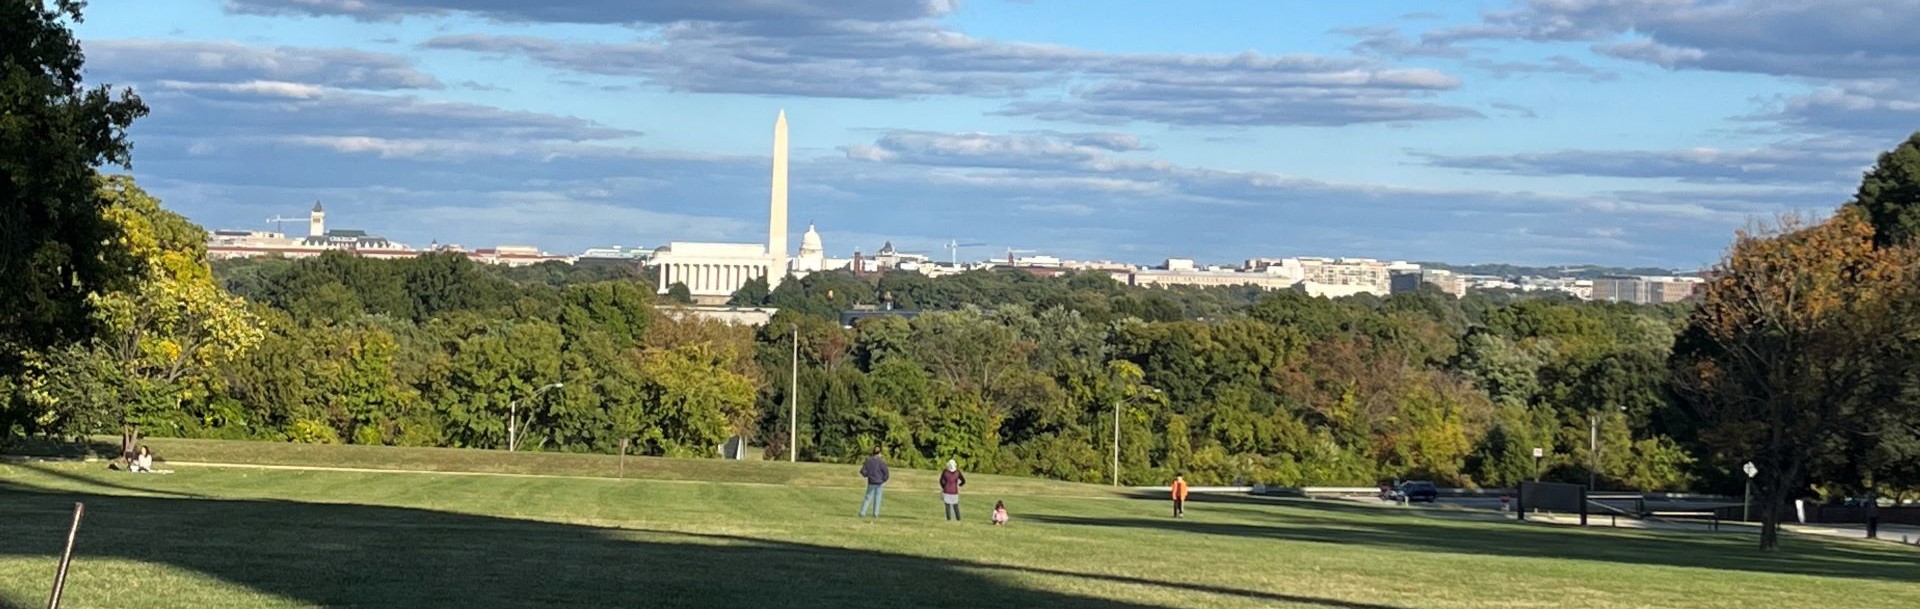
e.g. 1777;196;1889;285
421;21;1479;127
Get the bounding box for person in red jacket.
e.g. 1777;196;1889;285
939;459;968;521
1171;473;1190;518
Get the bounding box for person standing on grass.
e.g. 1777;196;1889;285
859;446;890;520
939;459;968;521
1171;473;1189;518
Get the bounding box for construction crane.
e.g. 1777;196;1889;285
265;215;305;235
945;240;987;265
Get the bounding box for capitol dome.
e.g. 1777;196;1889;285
799;222;824;256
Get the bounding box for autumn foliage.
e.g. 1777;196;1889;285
1675;208;1917;549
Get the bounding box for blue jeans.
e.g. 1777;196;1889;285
860;484;885;518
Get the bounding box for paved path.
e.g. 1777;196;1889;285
1785;523;1920;544
1330;492;1920;546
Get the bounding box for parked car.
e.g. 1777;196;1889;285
1397;481;1439;503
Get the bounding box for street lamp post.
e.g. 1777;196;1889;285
1112;398;1121;487
1589;405;1626;490
508;382;563;452
790;323;799;463
1588;414;1597;491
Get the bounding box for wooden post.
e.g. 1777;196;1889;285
619;439;628;479
47;502;85;609
1579;488;1589;527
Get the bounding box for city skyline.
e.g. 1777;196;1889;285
73;0;1919;267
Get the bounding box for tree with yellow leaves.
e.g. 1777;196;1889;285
37;176;262;451
1673;208;1915;550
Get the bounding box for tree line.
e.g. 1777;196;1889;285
6;2;1920;552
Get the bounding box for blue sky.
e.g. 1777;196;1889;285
72;0;1920;267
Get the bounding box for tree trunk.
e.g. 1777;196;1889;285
1755;460;1802;551
1758;497;1781;551
119;426;139;463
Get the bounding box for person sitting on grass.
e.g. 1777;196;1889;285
992;500;1009;526
131;445;155;473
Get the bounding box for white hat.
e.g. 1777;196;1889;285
946;459;957;472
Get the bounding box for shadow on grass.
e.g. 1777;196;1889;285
0;437;122;459
6;462;207;499
1028;507;1920;584
0;481;1406;609
637;528;1407;609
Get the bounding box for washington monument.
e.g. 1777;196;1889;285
769;110;789;273
646;111;796;303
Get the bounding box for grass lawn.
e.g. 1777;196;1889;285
2;440;1917;609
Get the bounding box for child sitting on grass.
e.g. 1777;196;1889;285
992;500;1009;525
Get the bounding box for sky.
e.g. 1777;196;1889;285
69;0;1920;268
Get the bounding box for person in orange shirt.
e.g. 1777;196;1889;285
1171;473;1189;518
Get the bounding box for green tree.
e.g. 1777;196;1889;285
1456;330;1542;409
636;345;756;457
1850;132;1920;247
0;0;151;375
728;276;771;307
558;281;653;346
664;282;693;304
437;320;564;449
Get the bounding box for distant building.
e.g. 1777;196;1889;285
1390;269;1467;298
1061;260;1133;273
1298;257;1396;297
1129;268;1296;290
1591;276;1705;305
1572;280;1594;300
1300;283;1377;299
793;224;826;273
654;305;779;326
651;242;781;305
576;245;653;269
1013;254;1064;267
467;246;573;267
919;263;970;278
868;241;932;271
1243;257;1290;271
208;201;419;260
